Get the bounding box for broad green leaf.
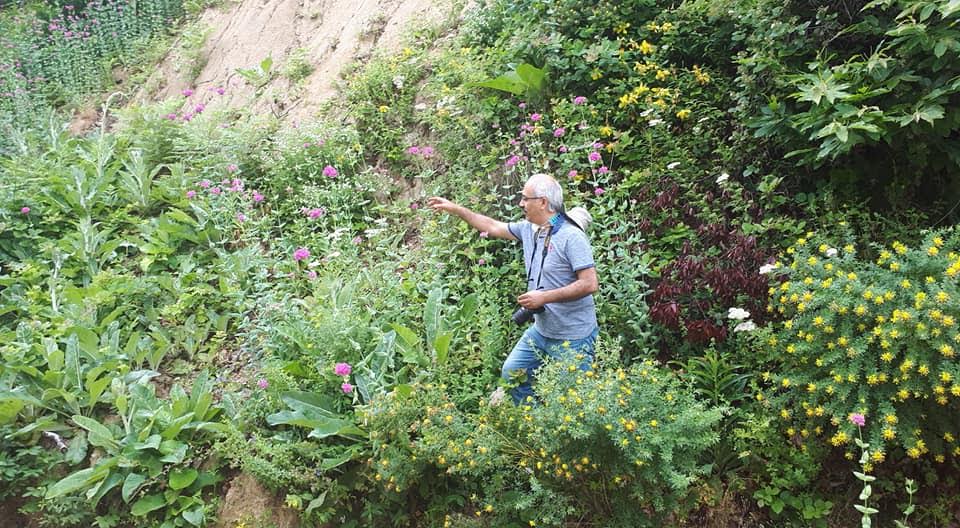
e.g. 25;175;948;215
394;384;414;399
122;473;147;503
181;506;204;527
88;471;122;506
307;420;366;440
424;287;444;346
433;333;452;365
942;0;960;17
131;493;167;516
72;415;118;451
46;467;99;499
168;468;198;490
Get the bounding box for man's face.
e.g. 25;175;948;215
519;182;549;224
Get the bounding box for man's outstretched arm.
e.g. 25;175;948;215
427;197;517;240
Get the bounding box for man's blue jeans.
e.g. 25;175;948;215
501;326;599;405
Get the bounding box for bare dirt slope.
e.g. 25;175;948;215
139;0;456;123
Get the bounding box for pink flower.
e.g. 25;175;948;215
421;146;434;158
478;258;486;265
407;146;421;155
334;362;352;376
593;142;604;149
257;378;269;389
236;213;246;222
182;88;194;97
341;382;354;394
210;187;222;195
475;144;483;150
530;113;542;122
226;163;238;173
306;270;317;279
588;151;601;163
215;86;225;95
849;413;866;427
594;187;606;196
20;206;30;214
505;155;521;167
518;102;527;109
352;236;363;245
598;166;610;174
322;165;338;178
252;192;264;203
199;180;211;188
410;202;420;210
567;170;578;179
558;145;568;153
573;96;587;105
294;247;310;261
165;113;178;120
553;127;565;137
307;207;325;219
194;103;205;114
479;231;489;238
186;190;196;199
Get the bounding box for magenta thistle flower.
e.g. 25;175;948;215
165;113;178;120
20;206;30;214
199;180;211;188
478;258;486;265
593;142;604;149
598;166;610;174
236;213;247;222
334;362;352;376
518;102;527;109
194;103;205;114
226;163;238;173
505;155;521;167
306;270;317;279
573;96;587;105
352;236;363;245
530;113;542;122
307;207;325;219
558;145;568;153
322;165;338;178
421;146;435;158
567;170;578;179
588;151;601;163
341;382;354;394
849;413;866;427
186;190;196;199
215;86;225;95
257;378;269;389
410;202;420;210
407;146;421;155
594;187;606;196
553;127;566;137
293;247;310;261
182;88;194;97
210;187;222;195
252;192;264;203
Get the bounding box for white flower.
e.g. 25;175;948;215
667;161;681;170
734;321;757;332
648;118;663;127
716;172;729;184
727;307;751;320
759;263;777;275
825;247;838;257
392;75;405;90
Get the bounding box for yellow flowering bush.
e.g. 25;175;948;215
766;228;960;462
361;358;722;527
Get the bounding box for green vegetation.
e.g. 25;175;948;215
2;0;960;526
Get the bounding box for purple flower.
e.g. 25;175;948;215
210;187;222;195
588;151;601;163
165;113;178;120
567;170;578;179
479;231;489;238
182;88;194;97
322;165;338;178
341;382;354;394
558;145;568;153
518;102;527;109
226;163;238;173
593;142;604;149
186;190;196;199
407;146;421;155
294;247;310;261
194;103;205;114
306;270;317;279
478;258;486;265
307;207;325;219
252;192;264;203
20;206;30;214
598;166;610;174
421;146;434;158
849;413;866;427
594;187;606;196
236;213;247;222
410;202;420;210
505;155;521;167
334;362;352;376
553;127;566;137
199;180;211;189
352;236;363;245
215;86;225;95
573;96;587;105
530;113;542;122
257;378;269;389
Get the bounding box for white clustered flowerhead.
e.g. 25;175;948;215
734;321;757;332
716;172;730;184
727;307;751;320
825;247;838;257
648;118;663;127
759;263;777;275
667;161;681;170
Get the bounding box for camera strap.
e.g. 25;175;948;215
527;228;552;290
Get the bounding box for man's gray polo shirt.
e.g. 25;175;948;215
507;217;598;340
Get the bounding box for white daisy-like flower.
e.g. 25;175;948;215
825;247;838;257
716;172;729;184
759;263;777;274
727;307;751;320
734;321;757;332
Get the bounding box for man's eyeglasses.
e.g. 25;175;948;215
519;194;545;203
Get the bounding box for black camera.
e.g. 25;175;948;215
512;306;545;325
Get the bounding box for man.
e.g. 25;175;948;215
428;173;599;404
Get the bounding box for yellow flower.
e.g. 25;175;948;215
378;105;390;113
676;109;691;120
614;21;631;34
599;125;614;136
655;69;671;81
639;40;655;55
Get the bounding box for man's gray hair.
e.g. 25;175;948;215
528;173;563;213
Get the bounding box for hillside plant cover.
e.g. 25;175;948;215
1;0;959;527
